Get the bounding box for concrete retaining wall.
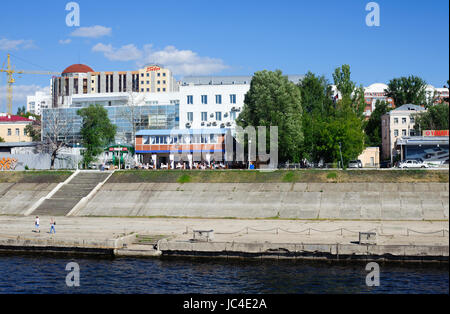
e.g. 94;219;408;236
0;183;59;215
77;182;449;220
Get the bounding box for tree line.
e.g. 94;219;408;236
237;66;449;165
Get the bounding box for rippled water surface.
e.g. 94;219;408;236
0;254;447;294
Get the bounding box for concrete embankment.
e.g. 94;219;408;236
0;217;447;262
77;182;449;220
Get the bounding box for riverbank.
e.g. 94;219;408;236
0;216;447;262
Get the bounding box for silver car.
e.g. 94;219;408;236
348;160;363;168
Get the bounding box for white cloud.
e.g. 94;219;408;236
0;38;35;51
70;25;112;38
92;43;228;76
0;85;50;112
58;39;72;45
92;43;142;61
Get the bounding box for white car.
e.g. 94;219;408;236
398;160;429;169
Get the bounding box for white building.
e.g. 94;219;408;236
381;104;427;162
26;91;52;115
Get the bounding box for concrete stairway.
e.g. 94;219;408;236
32;171;111;216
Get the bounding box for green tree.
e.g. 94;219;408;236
385;76;427;107
25;123;41;142
237;70;303;163
332;64;355;101
77;104;116;168
412;103;449;133
16;105;26;116
364;100;392;148
0;137;4;143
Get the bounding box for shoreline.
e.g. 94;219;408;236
0;216;447;263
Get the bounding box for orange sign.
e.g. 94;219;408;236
146;66;161;72
423;130;449;137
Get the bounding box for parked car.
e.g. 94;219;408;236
348;160;363;168
398;160;429;168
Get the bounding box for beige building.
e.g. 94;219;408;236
358;147;380;167
52;64;178;108
0;114;33;143
381;104;426;162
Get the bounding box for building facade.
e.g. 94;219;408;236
381;104;426;162
26;90;52;116
0;114;33;143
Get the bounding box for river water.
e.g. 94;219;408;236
0;254;447;294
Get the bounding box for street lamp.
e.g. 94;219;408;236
117;142;121;170
339;142;344;169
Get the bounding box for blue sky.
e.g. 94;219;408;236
0;0;449;113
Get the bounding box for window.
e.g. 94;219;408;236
230;111;236;120
230;94;236;104
157;81;160;84
163;73;166;77
147;88;150;92
163;88;166;92
141;81;144;85
157;73;161;77
394;129;399;137
216;112;222;121
163;80;166;84
157;88;160;92
141;73;144;77
147;73;149;77
147;81;150;84
24;128;28;136
187;95;193;104
216;95;222;104
201;112;208;121
187;112;193;122
410;129;415;136
141;88;144;92
410;117;415;123
201;95;208;104
394;118;398;124
402;129;407;136
15;128;20;136
402;117;407;124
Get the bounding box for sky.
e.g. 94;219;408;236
0;0;449;113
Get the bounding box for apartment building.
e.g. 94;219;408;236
381;104;426;162
26;90;52;116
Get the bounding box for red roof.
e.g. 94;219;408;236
62;64;94;74
0;115;33;123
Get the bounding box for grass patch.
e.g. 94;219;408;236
109;169;448;183
177;174;192;184
0;171;73;183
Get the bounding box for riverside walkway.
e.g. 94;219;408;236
0;216;448;261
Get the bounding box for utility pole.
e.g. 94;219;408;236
339;142;344;169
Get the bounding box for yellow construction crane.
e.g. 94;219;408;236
0;53;60;114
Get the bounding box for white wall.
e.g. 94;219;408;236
178;84;250;130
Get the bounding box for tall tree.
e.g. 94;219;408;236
364;100;392;148
385;76;427;107
237;70;303;163
332;64;355;102
412;103;449;133
77;104;117;168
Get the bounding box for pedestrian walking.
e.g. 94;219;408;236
50;218;56;234
34;216;40;233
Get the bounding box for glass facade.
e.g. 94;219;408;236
42;104;179;147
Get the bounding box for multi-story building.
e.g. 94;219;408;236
363;83;395;117
51;63;178;108
381;104;426;162
0;113;33;143
26;90;52;116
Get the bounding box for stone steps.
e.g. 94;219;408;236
33;171;111;216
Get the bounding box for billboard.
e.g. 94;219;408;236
423;130;449;137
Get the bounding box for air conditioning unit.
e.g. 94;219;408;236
212;122;217;126
224;113;229;117
210;113;214;118
207;123;212;127
186;122;191;128
226;122;232;127
220;123;225;128
201;122;205;126
231;107;237;111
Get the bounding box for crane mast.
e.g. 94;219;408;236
0;54;60;114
